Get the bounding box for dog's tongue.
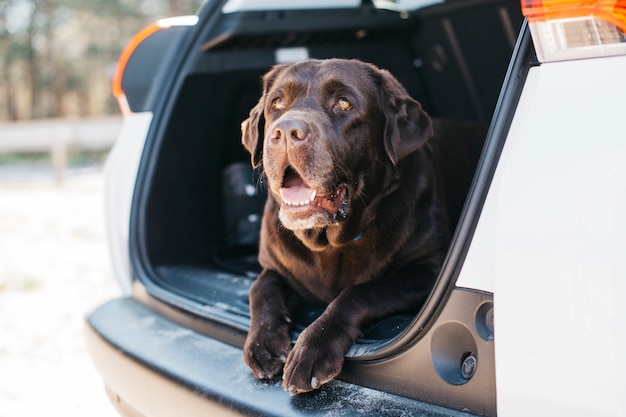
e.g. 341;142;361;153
280;171;316;205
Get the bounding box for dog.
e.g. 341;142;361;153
240;58;485;395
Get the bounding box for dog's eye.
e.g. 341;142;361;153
272;98;286;111
335;97;352;111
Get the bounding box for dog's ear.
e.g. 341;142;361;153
241;98;264;168
241;64;287;168
377;69;433;165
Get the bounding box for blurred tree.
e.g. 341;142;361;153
0;0;204;121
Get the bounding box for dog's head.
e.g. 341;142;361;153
242;59;432;247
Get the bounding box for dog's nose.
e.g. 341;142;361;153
271;118;309;143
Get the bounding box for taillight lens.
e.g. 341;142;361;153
112;16;198;115
521;0;626;62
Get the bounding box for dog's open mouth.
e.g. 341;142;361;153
279;167;347;216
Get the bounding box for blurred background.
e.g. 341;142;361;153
0;1;203;416
0;0;203;121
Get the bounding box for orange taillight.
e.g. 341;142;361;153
522;0;626;31
112;16;198;115
521;0;626;62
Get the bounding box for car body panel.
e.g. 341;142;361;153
222;0;360;13
461;55;626;416
103;112;153;294
220;0;443;14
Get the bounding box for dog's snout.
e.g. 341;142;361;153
271;118;309;143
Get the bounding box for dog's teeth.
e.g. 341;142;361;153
282;189;317;207
284;198;313;206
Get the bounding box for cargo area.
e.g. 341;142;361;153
133;0;524;345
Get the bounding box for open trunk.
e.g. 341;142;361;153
127;0;523;412
135;0;522;351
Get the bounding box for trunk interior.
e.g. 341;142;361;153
135;0;524;347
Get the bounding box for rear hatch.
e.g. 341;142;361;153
110;0;524;414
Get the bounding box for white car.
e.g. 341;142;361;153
86;0;626;416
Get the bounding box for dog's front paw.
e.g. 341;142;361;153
282;324;351;395
244;320;292;381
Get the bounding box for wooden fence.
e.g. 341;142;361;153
0;116;123;180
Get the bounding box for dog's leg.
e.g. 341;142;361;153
244;270;295;380
282;264;438;395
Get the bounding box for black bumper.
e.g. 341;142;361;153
86;297;475;417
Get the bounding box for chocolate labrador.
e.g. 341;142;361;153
240;58;485;395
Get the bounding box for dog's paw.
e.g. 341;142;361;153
281;325;349;395
243;322;292;381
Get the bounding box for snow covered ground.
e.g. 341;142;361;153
0;162;120;417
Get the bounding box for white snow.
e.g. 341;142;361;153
0;165;120;417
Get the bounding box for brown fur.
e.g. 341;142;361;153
240;58;484;394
